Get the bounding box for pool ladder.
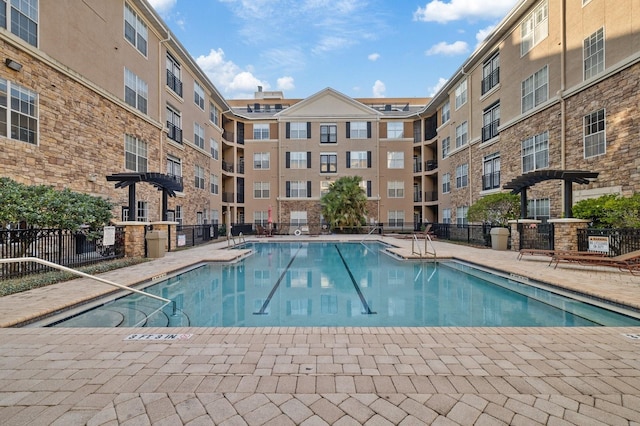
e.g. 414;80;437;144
412;233;437;259
227;232;246;248
0;257;176;314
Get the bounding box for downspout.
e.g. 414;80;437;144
559;0;567;216
159;34;171;171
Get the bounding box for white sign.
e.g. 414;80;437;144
103;226;116;246
177;234;186;246
588;236;609;253
125;334;193;341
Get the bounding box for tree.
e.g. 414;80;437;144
320;176;368;232
467;192;520;227
573;193;640;228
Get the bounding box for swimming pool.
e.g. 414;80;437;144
44;241;640;327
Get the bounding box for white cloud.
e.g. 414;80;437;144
148;0;177;16
475;25;496;47
277;76;295;91
196;48;268;97
372;80;386;97
425;41;469;56
428;77;448;96
368;53;381;61
413;0;518;23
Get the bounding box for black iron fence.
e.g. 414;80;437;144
174;224;219;249
430;223;496;247
0;226;125;280
577;228;640;256
518;222;554;251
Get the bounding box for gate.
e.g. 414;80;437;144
518;222;554;250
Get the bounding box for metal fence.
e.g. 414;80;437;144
577;228;640;256
518;222;554;251
174;224;219;249
0;226;125;280
431;223;495;247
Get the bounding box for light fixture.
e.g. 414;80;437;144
5;58;22;72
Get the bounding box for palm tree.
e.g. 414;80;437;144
320;176;368;232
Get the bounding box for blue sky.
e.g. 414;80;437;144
148;0;519;100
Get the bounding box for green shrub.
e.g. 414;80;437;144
573;193;640;228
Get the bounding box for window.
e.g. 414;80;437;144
210;174;219;194
387;122;404;138
210;138;219;159
211;209;219;225
482;102;500;142
456;206;468;225
349;121;368;139
137;201;148;222
388;211;405;227
0;79;38;144
442;208;451;224
175;205;182;225
455;79;467;110
521;0;548;56
210;103;220;126
254;152;270;169
456;163;468;188
166;155;182;178
166;53;182;96
124;69;148;114
320;124;337;143
442;137;450;158
441;100;450;123
482;52;500;95
584;28;605;80
253;123;270;140
124;3;147;55
254;182;270;199
522;131;549;172
360;180;371;197
387;151;404;169
521;66;548;113
125;135;147;172
290;211;308;227
194;82;205;109
482;153;501;191
2;0;38;46
455;121;468;148
442;173;451;194
166;105;182;143
254;211;269;227
527;198;550;220
349;151;368;169
320;181;331;196
387;181;404;198
289;152;307;169
289;122;308;139
194;165;205;189
582;0;592;5
194;122;205;149
288;181;308;198
320;153;337;173
584;109;606;158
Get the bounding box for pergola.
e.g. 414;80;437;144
502;170;599;218
106;172;184;221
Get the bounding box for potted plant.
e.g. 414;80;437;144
467;193;520;250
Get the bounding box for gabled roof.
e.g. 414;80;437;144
275;87;381;119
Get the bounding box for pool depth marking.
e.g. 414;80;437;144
254;244;304;315
334;244;376;315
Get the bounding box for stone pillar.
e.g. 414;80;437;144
548;218;590;252
149;221;178;252
508;219;541;252
113;221;149;258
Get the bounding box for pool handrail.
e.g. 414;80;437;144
412;234;437;259
0;257;176;314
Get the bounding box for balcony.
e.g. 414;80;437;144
222;161;234;173
222;192;234;203
223;131;234;142
425;160;438;171
481;68;500;95
167;123;182;144
482;119;500;142
166;70;183;97
413;192;422;202
424;191;438;202
413;160;422;173
482;171;501;191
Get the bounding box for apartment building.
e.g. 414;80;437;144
417;0;640;225
1;0;638;232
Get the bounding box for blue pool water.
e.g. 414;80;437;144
47;242;640;327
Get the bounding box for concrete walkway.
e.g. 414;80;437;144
1;236;640;425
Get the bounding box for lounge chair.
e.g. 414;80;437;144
550;249;640;274
517;248;606;261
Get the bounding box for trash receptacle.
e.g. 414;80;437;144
146;230;167;258
490;227;509;250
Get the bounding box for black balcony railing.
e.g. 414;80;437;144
414;192;422;202
166;70;183;97
425;160;438;171
167;122;183;143
481;68;500;95
482;171;501;190
424;191;438;202
482;119;500;142
237;161;244;174
222;192;234;203
223;131;234;142
413;161;422;173
222;161;234;173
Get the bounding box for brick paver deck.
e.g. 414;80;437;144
1;236;640;425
